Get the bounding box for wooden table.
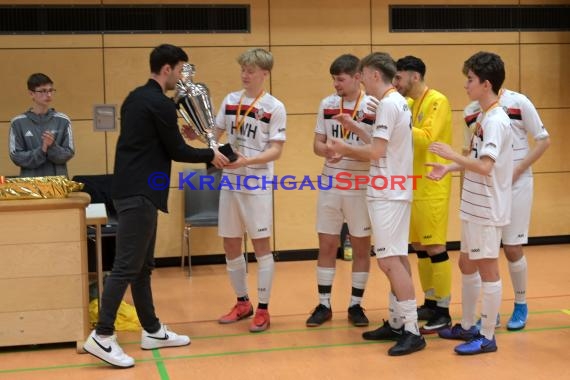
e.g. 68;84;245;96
0;192;90;351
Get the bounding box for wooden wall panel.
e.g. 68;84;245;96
102;48;151;109
521;44;570;108
67;120;108;177
270;0;371;46
530;172;570;236
174;46;247;108
274;115;322;181
1;122;18;176
0;49;104;122
371;0;520;46
451;111;468;151
520;32;570;44
531;109;570;174
187;227;225;256
0;35;102;49
271;46;371;115
379;45;520;112
103;46;244;117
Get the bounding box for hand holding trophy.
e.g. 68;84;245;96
173;63;237;164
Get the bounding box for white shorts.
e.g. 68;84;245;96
460;220;502;260
316;191;371;237
368;200;410;258
502;176;533;245
218;190;272;239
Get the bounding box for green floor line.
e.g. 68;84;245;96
122;307;570;344
1;324;569;375
152;349;170;380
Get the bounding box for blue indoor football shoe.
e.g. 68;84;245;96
507;303;528;331
455;336;497;355
438;323;479;341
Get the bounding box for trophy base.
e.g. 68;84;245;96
206;144;237;172
219;144;238;162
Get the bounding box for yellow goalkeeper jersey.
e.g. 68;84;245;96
408;88;452;200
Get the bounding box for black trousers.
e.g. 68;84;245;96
96;195;161;335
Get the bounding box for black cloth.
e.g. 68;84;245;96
72;174;116;218
112;79;214;212
96;195;160;335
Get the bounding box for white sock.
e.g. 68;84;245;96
317;266;335;308
349;271;369;307
389;292;403;329
226;255;248;298
480;280;502;340
460;272;482;329
508;256;527;304
399;299;420;335
256;254;275;304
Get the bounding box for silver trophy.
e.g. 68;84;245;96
174;63;236;161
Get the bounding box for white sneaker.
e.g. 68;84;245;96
83;330;135;368
141;324;191;350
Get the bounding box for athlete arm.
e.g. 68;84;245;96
46;121;75;164
429;142;494;176
326;137;372;161
332;113;371;143
8;122;48;169
313;132;329;157
513;136;550;182
513;98;551;182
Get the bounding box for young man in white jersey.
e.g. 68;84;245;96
329;52;426;356
307;54;375;328
427;51;513;355
215;48;286;333
393;56;453;333
464;87;550;331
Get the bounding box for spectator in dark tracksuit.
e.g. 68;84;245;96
9;73;74;177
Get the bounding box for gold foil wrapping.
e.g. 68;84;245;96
0;176;84;200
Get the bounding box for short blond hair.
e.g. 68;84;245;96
237;48;273;71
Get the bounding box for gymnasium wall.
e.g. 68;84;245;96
0;0;568;258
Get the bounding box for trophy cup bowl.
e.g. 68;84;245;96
174;63;237;163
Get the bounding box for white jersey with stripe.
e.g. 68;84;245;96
367;90;413;201
463;89;548;179
461;106;513;226
314;92;376;195
215;90;287;193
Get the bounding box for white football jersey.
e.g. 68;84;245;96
461;106;513;226
367;90;413;201
463;89;548;179
215;90;286;193
315;92;376;195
